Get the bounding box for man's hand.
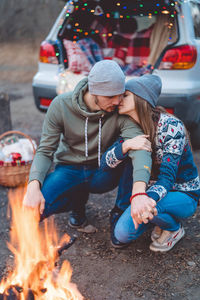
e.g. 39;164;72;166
122;135;152;154
23;180;45;214
131;194;157;229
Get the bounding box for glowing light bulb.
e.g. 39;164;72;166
162;10;170;14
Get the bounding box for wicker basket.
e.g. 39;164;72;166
0;130;36;187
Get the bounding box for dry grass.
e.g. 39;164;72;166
0;41;41;83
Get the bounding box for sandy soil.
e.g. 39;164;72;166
0;43;200;300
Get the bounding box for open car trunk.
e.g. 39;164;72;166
56;0;178;94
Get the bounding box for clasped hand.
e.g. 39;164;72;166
131;195;157;229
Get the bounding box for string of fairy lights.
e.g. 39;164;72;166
56;0;177;54
62;0;178;18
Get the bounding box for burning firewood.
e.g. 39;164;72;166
57;237;76;257
0;187;83;299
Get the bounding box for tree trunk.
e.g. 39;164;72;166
0;93;12;135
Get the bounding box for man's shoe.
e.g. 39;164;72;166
151;226;163;242
109;206;123;229
68;211;87;229
149;225;185;252
109;206;129;249
110;231;130;249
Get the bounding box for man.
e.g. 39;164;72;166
23;60;155;247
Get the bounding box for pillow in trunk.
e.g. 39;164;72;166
63;39;92;74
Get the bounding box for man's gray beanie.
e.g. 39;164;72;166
88;60;125;96
125;74;162;108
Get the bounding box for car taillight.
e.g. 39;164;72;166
39;41;58;64
159;45;197;70
40;98;52;108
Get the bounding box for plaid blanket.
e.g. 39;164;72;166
77;37;103;65
107;25;153;74
65;24;153;76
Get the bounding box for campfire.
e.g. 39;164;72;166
0;187;83;300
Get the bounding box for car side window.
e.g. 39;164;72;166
190;1;200;38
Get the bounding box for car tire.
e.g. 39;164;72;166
189;121;200;150
187;100;200;150
176;99;200;150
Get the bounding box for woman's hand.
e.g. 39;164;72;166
122;135;152;154
131;195;157;229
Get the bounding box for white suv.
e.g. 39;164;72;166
32;0;200;148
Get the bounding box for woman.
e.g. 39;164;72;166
101;74;200;252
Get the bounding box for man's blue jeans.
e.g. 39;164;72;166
115;191;198;243
41;162;131;220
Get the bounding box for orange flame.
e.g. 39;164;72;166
0;186;83;299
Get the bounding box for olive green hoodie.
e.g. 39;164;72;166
29;78;151;185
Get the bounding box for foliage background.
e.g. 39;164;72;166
0;0;65;42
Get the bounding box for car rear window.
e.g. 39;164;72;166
58;0;177;75
190;1;200;38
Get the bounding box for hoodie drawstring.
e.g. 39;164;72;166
85;117;89;158
98;117;102;167
84;117;102;167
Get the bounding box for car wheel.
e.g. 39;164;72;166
176;99;200;150
190;121;200;150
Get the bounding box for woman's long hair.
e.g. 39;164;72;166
132;95;167;179
133;95;165;150
133;95;190;151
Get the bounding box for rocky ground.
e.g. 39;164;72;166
0;42;200;300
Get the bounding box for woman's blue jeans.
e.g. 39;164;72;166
41;162;131;220
115;191;198;243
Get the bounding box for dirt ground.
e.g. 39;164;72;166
0;42;200;300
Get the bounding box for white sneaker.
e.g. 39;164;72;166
149;226;185;252
151;226;162;242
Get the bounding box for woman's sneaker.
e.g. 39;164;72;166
149;225;185;252
151;226;162;242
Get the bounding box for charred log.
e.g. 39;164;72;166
1;285;20;300
25;289;35;300
57;236;76;256
12;286;23;294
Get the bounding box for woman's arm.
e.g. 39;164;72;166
100;135;151;171
147;117;186;202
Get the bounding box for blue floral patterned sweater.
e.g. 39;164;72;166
100;113;200;202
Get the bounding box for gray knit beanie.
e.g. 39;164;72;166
125;74;162;107
88;60;125;96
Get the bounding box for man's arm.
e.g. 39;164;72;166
29;98;63;186
119;116;156;227
24;97;63;211
119;116;152;185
